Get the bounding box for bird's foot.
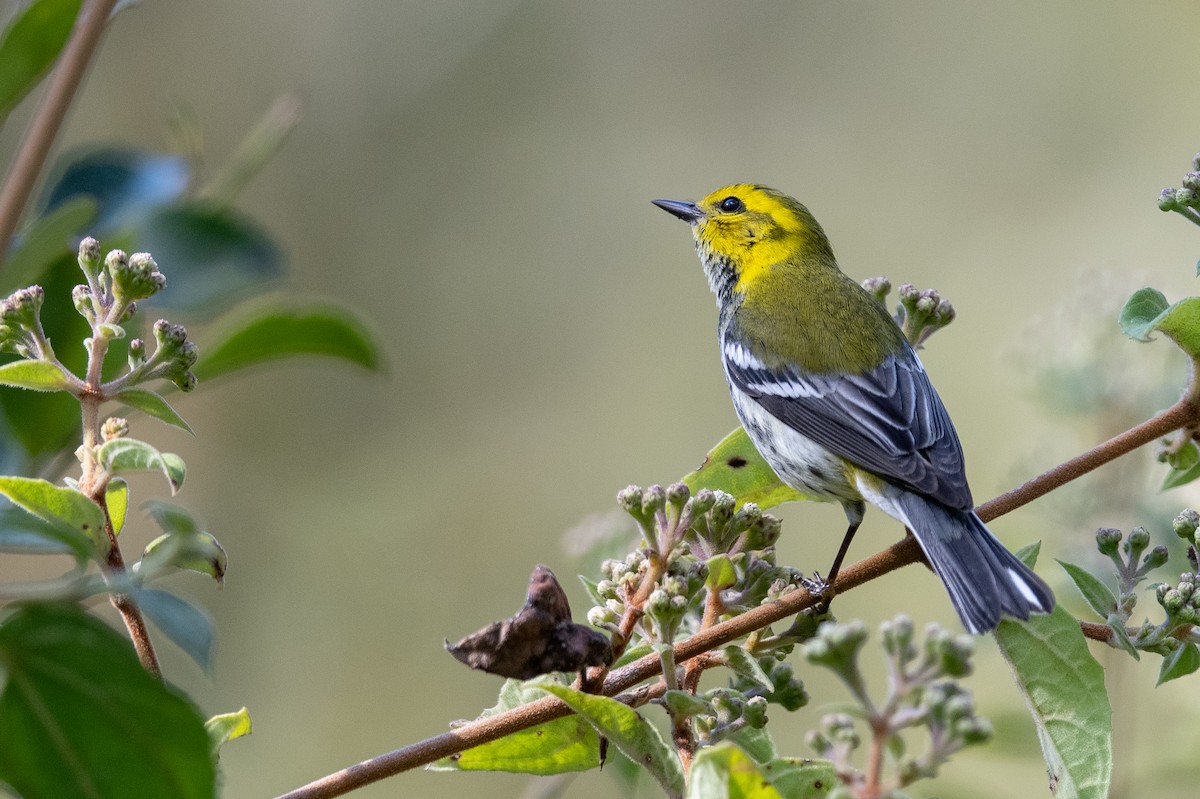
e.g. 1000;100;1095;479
801;572;837;618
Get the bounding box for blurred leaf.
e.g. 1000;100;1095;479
194;300;381;381
0;476;101;553
142;529;227;586
706;553;736;590
0;0;81;124
41;147;188;234
1119;288;1170;342
135;588;214;673
142;498;198;535
133;205;283;311
1106;612;1139;661
0;359;71;391
1162;440;1200;490
1154;296;1200;357
1157;642;1200;686
205;707;251;759
758;756;837;798
659;689;711;718
429;678;599;775
723;645;774;691
1056;560;1117;619
116;388;193;434
95;438;185;494
1014;540;1042;567
683;427;812;511
995;608;1112;799
0;602;214;799
2;197;96;293
0;500;84;558
106;477;127;536
727;725;776;764
541;684;684;796
689;743;782;799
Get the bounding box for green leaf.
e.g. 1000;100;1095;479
660;689;711;718
115;388;193;434
194;300;382;381
0;0;82;123
723;646;774;692
135;588;215;673
1106;613;1140;661
133;204;282;311
1056;560;1118;619
995;608;1112;799
142;529;227;586
682;427;813;511
205;707;252;759
2;197;96;294
0;501;84;557
0;476;101;554
727;725;776;765
0;602;214;798
143;498;199;535
428;678;599;774
689;743;836;799
1119;287;1170;342
1154;296;1200;357
757;757;837;798
1157;641;1200;686
95;438;185;494
106;478;128;536
706;553;737;590
690;743;784;799
0;359;71;392
541;683;684;797
1162;440;1200;489
1013;540;1042;568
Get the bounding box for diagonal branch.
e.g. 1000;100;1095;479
273;398;1199;799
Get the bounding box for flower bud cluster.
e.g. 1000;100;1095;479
1158;155;1200;214
645;557;709;640
728;655;809;711
0;286;47;358
1156;572;1200;627
688;492;782;555
895;283;956;347
861;275;892;304
805;617;987;794
101;417;130;442
691;688;770;745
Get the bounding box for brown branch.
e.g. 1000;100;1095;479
0;0;120;269
274;398;1200;799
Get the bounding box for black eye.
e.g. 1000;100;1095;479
719;196;744;213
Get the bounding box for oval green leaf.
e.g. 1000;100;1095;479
0;0;82;122
683;427;813;511
0;602;214;798
0;502;86;558
541;683;684;797
142;529;227;586
1155;296;1200;358
194;300;382;381
0;360;72;392
95;438;185;494
115;388;193;434
688;743;790;799
1118;287;1170;342
428;678;599;775
1056;560;1118;619
995;609;1112;799
106;478;128;536
205;707;252;759
0;476;102;552
1157;641;1200;686
135;588;215;673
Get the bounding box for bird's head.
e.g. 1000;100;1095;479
652;184;835;299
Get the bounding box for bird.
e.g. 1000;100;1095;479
652;184;1054;633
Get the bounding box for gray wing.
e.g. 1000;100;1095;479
722;337;973;510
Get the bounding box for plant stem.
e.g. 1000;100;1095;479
274;398;1200;799
0;0;120;269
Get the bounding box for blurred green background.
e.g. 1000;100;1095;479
6;1;1200;797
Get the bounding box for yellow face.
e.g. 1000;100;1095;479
689;184;820;293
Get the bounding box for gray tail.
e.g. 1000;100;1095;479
894;493;1055;633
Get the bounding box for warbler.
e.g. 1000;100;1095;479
653;184;1054;633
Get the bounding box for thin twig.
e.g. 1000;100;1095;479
0;0;120;269
274;398;1200;799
